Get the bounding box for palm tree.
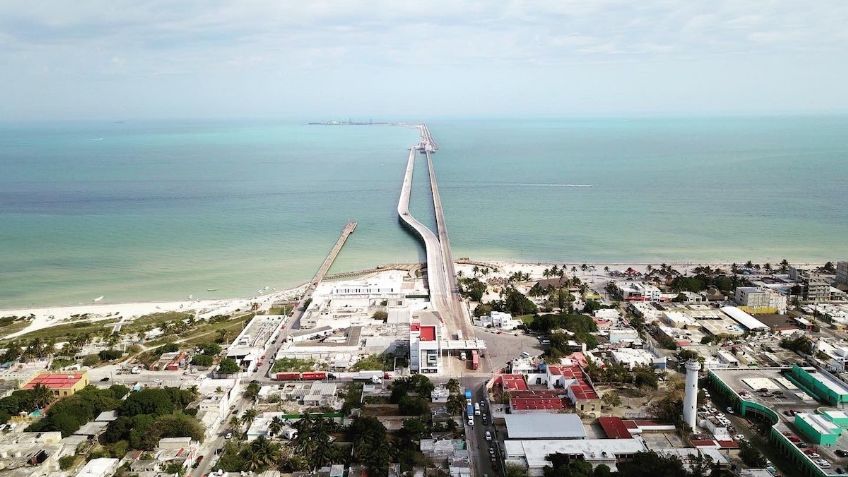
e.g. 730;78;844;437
780;259;790;273
245;436;281;471
241;409;258;428
268;416;284;437
31;384;53;409
472;265;479;277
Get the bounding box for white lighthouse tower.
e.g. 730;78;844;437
683;360;701;429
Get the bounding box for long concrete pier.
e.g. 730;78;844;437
311;220;357;287
399;125;475;339
397;148;451;314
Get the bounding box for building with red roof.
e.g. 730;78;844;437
22;371;89;397
597;416;634;439
509;390;568;413
499;374;529;392
409;312;442;374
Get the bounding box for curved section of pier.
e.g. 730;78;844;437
397;147;451;315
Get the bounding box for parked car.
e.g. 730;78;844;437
485;431;492;441
225;432;233;439
836;450;848;457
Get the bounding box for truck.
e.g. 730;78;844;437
466;403;474;419
474;402;481;416
301;372;328;381
352;371;383;384
465;388;472;400
275;372;301;381
471;350;479;370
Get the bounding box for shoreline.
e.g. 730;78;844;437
1;258;828;341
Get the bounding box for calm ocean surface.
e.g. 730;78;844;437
1;117;846;308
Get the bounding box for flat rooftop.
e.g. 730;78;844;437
505;414;586;440
505;438;647;467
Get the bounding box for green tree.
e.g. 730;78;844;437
601;391;621;408
739;440;767;468
191;354;214;366
243;382;261;401
243;435;281;472
506;464;529;477
217;358;240;374
58;455;77;470
349;416;390;476
616;451;687;477
268;416;284;437
372;310;388;321
240;409;258;429
201;342;222;355
120;388;176;417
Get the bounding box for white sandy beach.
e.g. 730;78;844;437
1;283;308;340
1;259;824;341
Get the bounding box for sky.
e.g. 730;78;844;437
1;1;847;120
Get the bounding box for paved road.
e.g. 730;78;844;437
425;147;474;339
397;147;454;327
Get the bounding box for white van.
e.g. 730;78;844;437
474;403;481;416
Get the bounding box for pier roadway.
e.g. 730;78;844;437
425;148;473;339
397;147;453;322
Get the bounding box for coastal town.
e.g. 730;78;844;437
2;256;848;477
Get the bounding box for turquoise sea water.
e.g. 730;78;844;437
1;117;846;308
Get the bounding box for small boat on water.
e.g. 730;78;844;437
94;296;104;302
207;288;218;292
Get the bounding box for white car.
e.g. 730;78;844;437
225;432;232;439
467;418;474;427
485;431;492;441
735;434;745;441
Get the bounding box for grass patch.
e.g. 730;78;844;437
3;318;118;343
265;305;293;316
120;311;194;334
271;357;321;373
517;314;534;325
145;313;252;347
0;317;32;339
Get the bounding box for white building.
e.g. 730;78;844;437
608;327;640;344
734;287;787;314
504;438;647;476
815;340;848;373
661;311;696;328
76;458;119;477
615;282;662;302
610;348;664;370
474;311;521;330
720;306;768;332
195;377;240;438
226;314;286;372
410;312;442;374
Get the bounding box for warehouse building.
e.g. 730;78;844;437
795;413;842;445
504;414;586;440
788;365;848;406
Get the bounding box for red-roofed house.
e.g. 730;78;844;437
597;416;633;439
508;390;568;413
499;374;529;392
547;364;601;413
22;371;89;397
